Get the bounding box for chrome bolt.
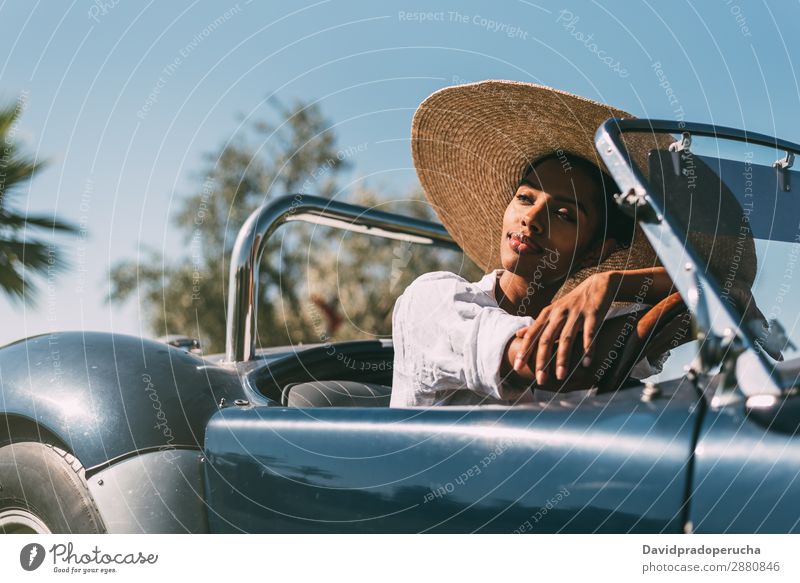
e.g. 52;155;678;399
641;382;661;401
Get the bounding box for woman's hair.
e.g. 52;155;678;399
522;151;634;246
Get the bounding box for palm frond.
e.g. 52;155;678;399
0;154;42;202
0;238;66;302
0;96;74;303
0;103;21;137
0;210;78;232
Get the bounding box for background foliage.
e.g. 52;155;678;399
108;99;481;354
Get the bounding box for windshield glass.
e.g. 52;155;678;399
638;135;800;368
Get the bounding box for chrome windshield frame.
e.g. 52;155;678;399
595;118;800;398
225;194;460;363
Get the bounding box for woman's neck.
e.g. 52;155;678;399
496;269;559;318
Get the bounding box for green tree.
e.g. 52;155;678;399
0;99;76;301
108;99;480;354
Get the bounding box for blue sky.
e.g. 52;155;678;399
1;0;799;346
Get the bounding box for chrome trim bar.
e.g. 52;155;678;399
599;118;800;152
225;194;459;362
595;118;800;397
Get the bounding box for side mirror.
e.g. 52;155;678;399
745;394;800;435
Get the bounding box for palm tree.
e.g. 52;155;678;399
0;99;76;301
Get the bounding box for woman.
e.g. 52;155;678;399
390;80;674;407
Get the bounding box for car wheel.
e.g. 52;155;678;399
0;442;105;534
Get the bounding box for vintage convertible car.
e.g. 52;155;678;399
1;119;799;534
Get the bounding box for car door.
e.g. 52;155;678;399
202;377;701;533
688;389;800;533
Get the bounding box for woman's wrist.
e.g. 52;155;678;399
589;270;622;302
602;268;670;304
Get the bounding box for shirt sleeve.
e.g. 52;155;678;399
392;272;533;401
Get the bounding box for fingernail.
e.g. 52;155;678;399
513;357;523;372
582;356;591;367
536;370;546;385
556;365;566;380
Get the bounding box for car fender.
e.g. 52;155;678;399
0;331;246;471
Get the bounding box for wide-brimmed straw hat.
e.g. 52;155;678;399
411;79;661;297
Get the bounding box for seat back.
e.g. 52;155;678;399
283;380;392;407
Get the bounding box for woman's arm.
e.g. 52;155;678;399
607;266;673;305
500;309;645;392
513;266;674;385
391;271;536;405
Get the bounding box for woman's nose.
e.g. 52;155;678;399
521;201;546;234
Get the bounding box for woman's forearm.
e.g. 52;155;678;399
606;266;673;305
498;267;675;395
502;334;601;392
501;334;588;392
500;311;647;393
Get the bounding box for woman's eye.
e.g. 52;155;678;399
556;209;574;222
516;193;534;203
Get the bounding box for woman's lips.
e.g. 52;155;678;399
508;232;543;255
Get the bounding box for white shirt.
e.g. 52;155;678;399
390;270;663;407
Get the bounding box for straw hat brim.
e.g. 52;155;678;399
411;80;661;296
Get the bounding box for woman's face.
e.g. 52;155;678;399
500;156;603;284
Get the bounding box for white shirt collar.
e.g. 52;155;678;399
475;269;505;303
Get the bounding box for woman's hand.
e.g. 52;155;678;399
513;271;620;384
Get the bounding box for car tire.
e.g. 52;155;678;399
0;441;106;534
